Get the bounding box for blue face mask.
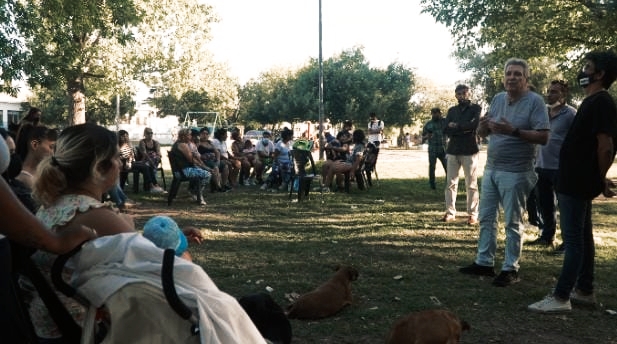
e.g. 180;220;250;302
262;138;270;145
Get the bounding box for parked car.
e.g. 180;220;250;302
244;130;267;146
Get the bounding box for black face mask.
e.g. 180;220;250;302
3;153;22;180
578;71;595;88
458;99;471;106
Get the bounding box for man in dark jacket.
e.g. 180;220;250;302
442;85;482;224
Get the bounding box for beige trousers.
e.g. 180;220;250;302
444;153;479;218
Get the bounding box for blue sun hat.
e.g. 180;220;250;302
143;216;188;257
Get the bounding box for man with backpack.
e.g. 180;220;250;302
367;112;384;146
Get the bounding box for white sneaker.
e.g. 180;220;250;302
260;184;268;191
570;289;597;306
528;295;571;313
150;186;166;194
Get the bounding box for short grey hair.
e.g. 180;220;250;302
504;58;530;79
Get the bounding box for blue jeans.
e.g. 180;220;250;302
534;168;559;241
553;193;594;300
475;169;537;271
108;184;127;207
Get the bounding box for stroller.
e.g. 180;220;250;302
50;233;266;344
363;142;380;187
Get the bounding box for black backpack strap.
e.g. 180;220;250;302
162;249;199;335
17;249;82;343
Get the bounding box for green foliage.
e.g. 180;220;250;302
421;0;617;99
237;47;417;127
1;0;237;125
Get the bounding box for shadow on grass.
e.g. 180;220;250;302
129;178;617;344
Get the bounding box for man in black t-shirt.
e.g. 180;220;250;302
529;51;617;314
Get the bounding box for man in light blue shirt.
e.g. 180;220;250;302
527;80;576;248
459;58;550;287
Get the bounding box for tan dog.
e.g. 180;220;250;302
286;265;359;319
385;309;470;344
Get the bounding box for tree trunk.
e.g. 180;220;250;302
68;77;86;126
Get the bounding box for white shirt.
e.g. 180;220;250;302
212;139;229;159
368;119;384;143
256;139;275;158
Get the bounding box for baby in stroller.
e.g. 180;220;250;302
27;123;266;343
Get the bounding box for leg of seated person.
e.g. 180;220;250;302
252;160;262;180
220;161;230;188
183;167;211;205
229;160;241;187
325;161;351;187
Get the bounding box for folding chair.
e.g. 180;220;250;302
288;149;322;202
344;154;368;193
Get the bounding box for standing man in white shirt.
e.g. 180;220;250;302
367;112;384;146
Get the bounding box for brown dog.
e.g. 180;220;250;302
385;309;470;344
286;265;359;320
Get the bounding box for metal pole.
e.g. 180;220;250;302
318;0;324;160
115;93;120;131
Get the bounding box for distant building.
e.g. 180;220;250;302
0;93;24;128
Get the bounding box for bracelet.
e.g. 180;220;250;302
511;128;521;137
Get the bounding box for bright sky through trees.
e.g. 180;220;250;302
207;0;468;87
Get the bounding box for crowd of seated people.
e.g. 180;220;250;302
117;128;165;194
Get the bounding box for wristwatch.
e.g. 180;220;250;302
511;128;521;137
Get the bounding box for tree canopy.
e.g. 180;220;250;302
1;0;237;126
237;47;417;128
420;0;617;99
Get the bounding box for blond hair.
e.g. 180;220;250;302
34;123;118;207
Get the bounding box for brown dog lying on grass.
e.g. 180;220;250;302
385;309;470;344
286;265;359;320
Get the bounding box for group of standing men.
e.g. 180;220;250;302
424;51;617;313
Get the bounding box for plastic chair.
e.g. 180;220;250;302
344;153;368;193
130;147;167;193
363;143;380;187
288;149;321;202
166;150;199;206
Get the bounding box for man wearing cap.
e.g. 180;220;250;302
422;108;447;190
442;84;482;224
367;112;384;146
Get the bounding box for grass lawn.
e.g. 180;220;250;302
127;176;617;344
